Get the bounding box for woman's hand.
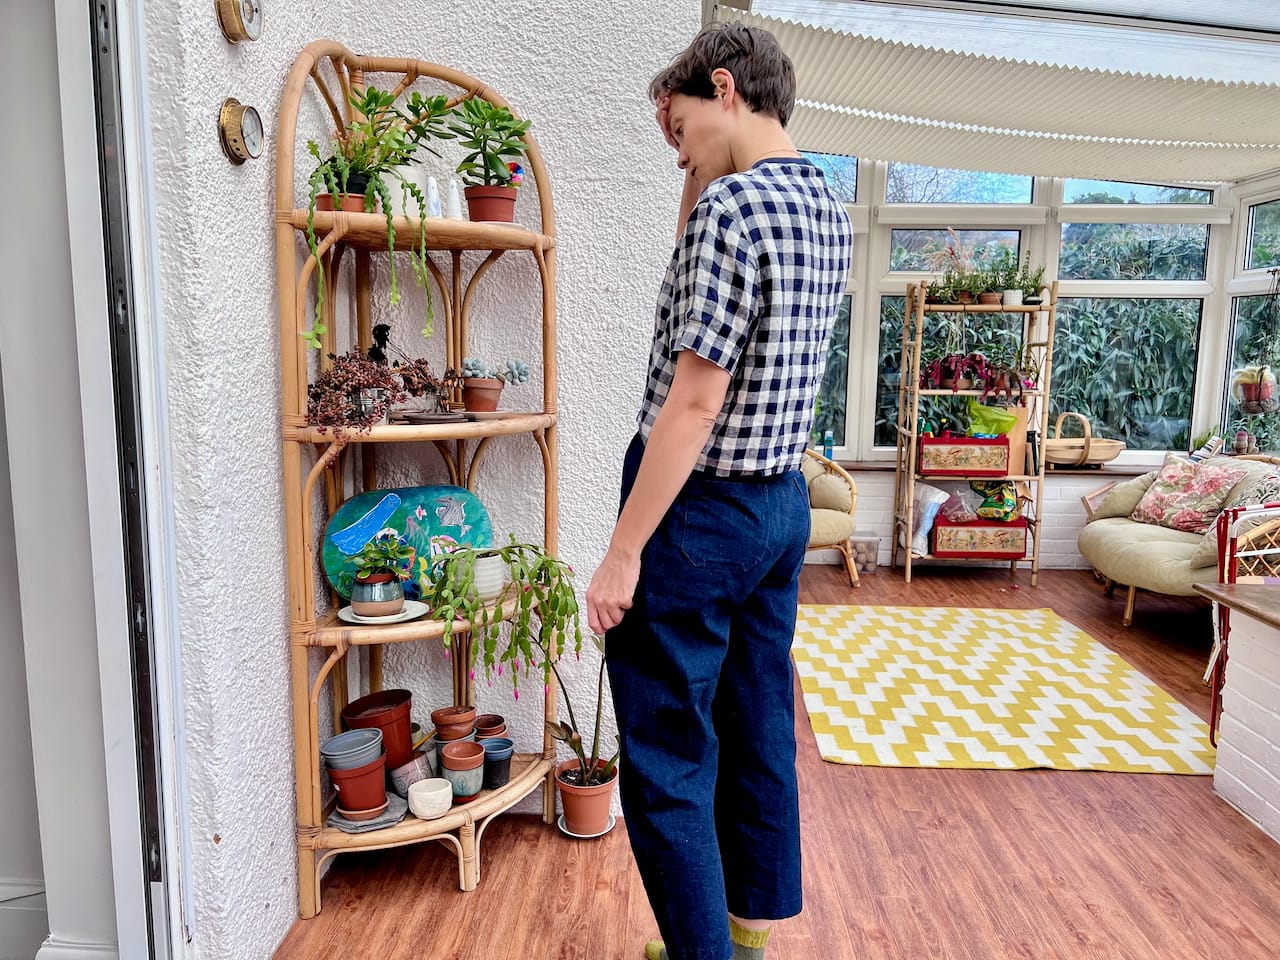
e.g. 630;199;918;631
586;546;640;635
656;94;678;151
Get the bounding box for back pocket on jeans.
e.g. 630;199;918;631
677;486;766;571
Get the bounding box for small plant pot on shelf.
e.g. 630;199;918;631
472;553;507;601
939;378;974;391
407;778;453;820
320;729;383;771
482;738;515;789
315;193;373;213
327;753;387;812
441;741;486;801
431;705;477;742
349;572;404;618
342;689;414;770
461;377;504;412
464;185;517;223
555;759;618;837
1001;290;1023;306
977;291;1002;305
389;750;434;798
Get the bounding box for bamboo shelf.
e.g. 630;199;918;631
276;41;561;919
287;209;554;252
890;283;1059;586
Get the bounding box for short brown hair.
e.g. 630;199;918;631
649;22;796;128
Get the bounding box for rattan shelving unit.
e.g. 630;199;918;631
275;42;559;918
891;282;1059;585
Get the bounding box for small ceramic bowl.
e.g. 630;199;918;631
389;750;434;798
408;778;453;819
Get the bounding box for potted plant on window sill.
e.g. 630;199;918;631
350;530;416;618
460;357;530;412
438;97;532;223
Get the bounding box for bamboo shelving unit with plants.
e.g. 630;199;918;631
275;41;560;918
891;282;1059;585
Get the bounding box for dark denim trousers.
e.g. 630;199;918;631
606;434;809;960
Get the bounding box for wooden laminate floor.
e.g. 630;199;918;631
274;567;1280;960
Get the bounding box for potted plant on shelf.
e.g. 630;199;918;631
923;228;992;305
306;347;406;436
543;633;619;837
1232;364;1279;414
992;248;1022;306
1020;256;1048;304
350;530;415;617
368;323;458;415
460;357;530;412
421;537;582;702
301;87;452;349
438;97;532;223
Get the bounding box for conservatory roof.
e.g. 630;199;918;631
720;3;1280;182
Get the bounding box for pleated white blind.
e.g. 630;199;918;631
719;9;1280;181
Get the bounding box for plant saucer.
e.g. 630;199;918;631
556;813;616;840
338;599;429;625
337;798;389;822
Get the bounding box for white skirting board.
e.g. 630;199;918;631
0;894;48;960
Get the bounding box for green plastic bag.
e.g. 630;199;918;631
967;398;1017;437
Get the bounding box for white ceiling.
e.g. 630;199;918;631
722;2;1280;181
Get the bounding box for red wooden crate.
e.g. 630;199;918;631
918;435;1010;476
931;516;1028;559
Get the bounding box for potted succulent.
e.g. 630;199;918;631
350;530;415;617
421;537;582;702
438;97;532;223
460;357;530;412
306;348;406;436
542;634;619;837
302;87;452;349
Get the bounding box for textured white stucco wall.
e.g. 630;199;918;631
142;2;699;957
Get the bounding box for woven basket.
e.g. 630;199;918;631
1044;412;1125;467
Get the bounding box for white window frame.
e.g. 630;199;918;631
832;160;1242;465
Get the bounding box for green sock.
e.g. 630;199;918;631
730;919;770;959
643;941;668;960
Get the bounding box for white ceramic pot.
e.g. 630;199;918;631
473;553;506;602
1002;289;1023;306
408;778;453;819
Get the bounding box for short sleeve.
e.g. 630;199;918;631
671;197;759;374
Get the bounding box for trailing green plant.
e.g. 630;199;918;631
302;87;452;349
353;530;415;580
439;97;532;187
421;537;582;698
368;323;457;410
543;633;619;788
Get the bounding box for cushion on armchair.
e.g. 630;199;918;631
1188;461;1280;568
1129;454;1249;533
1091;472;1157;519
809;508;856;547
809;473;853;513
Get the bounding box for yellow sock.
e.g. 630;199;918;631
729;919;771;956
643;940;667;960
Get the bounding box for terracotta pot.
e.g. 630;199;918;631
350;572;404;618
464;185;517;223
475;725;508;741
328;753;387;812
1242;381;1275;402
939;377;974;391
315;193;375;213
977;291;1001;305
556;759;618;837
474;713;505;734
442;740;486;800
462;377;503;412
957;291;975;304
342;689;414;769
431;705;476;741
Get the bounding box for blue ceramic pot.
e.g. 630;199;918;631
350;574;404;618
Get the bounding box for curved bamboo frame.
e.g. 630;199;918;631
803;449;861;587
276;41;560;918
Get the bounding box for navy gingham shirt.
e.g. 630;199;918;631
638;157;853;476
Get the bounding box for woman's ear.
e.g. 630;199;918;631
710;67;736;107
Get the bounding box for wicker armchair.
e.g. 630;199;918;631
802;449;860;587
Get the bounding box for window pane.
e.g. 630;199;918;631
1053;298;1201;451
885;163;1032;204
811;295;851;447
873;298;1024;447
1224;295;1280;455
1247;199;1280;271
802;151;858;203
1063;179;1212;204
891;229;1020;272
1059;223;1208;280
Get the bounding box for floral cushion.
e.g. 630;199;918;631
1129;455;1250;534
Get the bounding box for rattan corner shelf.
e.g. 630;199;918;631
275;41;561;919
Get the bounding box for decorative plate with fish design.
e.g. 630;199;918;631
321;485;494;601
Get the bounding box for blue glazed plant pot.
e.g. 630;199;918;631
350;573;404;618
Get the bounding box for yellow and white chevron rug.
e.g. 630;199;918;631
793;605;1215;774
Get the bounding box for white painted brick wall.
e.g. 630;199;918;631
805;469;1111;571
1215;611;1280;844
